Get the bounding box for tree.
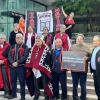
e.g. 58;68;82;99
52;0;100;32
52;0;100;15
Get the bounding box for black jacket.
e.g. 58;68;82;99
8;43;29;66
9;30;21;46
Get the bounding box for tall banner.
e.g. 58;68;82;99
37;10;53;34
53;8;62;32
26;8;62;34
26;11;37;33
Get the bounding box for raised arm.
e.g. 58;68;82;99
61;6;68;18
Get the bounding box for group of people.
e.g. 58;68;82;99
0;23;69;100
0;7;100;100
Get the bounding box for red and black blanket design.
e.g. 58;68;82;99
0;42;11;89
25;44;53;97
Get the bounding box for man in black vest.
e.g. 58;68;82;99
90;35;100;100
8;33;29;100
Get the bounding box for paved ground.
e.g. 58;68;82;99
0;92;44;100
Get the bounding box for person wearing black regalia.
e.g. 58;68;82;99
8;33;29;100
9;23;21;46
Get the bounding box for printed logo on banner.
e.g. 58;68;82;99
37;10;53;34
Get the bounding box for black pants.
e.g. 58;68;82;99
52;71;67;99
93;71;100;100
71;72;87;100
34;72;48;98
1;64;11;94
26;68;34;96
65;28;72;39
10;66;25;98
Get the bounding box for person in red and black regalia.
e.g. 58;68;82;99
8;33;29;100
53;24;71;51
62;6;75;39
25;35;53;100
0;33;11;98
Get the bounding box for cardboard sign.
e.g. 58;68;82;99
62;51;86;72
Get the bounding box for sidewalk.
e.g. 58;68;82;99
0;92;44;100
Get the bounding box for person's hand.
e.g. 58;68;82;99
61;6;63;9
0;60;4;64
32;68;35;72
12;62;18;67
68;48;72;51
97;57;100;62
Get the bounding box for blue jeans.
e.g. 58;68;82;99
52;71;67;99
71;72;87;100
10;66;25;98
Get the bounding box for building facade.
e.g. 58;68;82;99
0;0;47;38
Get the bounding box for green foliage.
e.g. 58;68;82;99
52;0;65;7
52;0;100;15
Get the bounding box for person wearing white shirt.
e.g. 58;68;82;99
26;33;33;49
25;26;36;49
25;26;36;96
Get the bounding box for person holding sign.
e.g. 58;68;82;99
70;34;90;100
51;38;67;100
90;35;100;100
